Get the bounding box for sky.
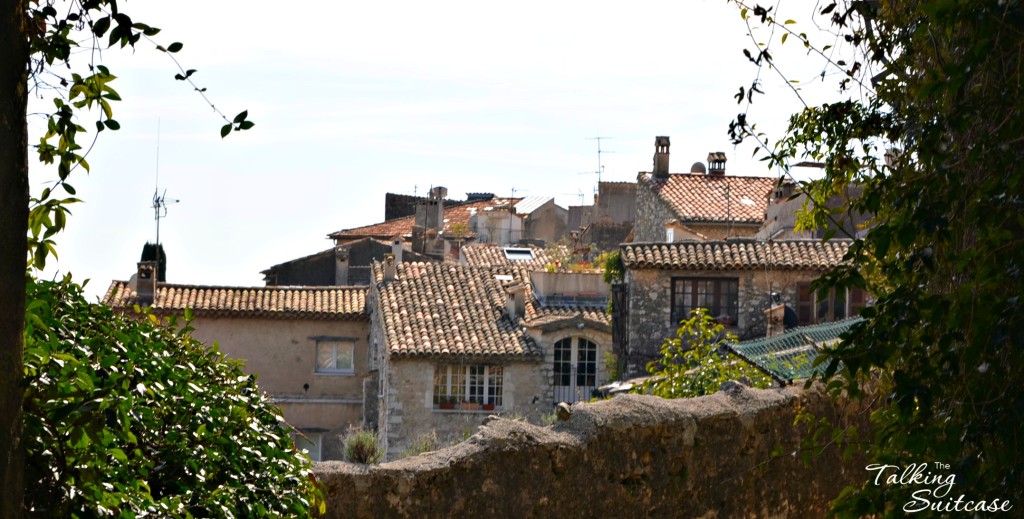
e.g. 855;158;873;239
29;0;844;300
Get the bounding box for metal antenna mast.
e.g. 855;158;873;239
152;120;179;251
586;136;614;184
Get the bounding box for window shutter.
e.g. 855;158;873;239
797;282;813;325
850;287;868;315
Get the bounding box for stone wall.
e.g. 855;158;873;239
315;385;866;518
378;358;547;460
633;173;670;242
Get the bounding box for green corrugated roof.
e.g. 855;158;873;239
726;317;864;383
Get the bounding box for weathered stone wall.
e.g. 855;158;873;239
633;173;671;242
315;386;866;518
623;268;818;376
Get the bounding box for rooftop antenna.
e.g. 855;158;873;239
586;136;614;184
152;119;179;252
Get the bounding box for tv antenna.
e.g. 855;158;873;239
152;120;179;250
586;136;614;184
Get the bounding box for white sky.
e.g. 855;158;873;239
30;0;844;300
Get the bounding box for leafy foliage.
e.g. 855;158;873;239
22;276;322;517
639;309;772;399
343;428;383;464
596;250;624;285
728;0;1024;514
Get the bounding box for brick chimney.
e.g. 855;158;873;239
707;152;727;175
136;261;158;306
653;136;671;179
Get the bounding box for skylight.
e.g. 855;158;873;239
503;248;535;261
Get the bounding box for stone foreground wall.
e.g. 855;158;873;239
315;386;866;518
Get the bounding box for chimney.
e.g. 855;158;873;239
653;136;671;179
335;246;350;285
383;253;396;281
505;283;526;320
764;304;785;338
707;152;727;175
136;261;158;306
391;238;403;263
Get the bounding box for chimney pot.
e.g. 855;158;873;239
136;261;158;306
707;152;727;175
383;254;396;281
653;136;671;179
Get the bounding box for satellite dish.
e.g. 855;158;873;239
690;161;707;174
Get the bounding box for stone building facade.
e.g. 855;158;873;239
618;239;853;376
369;260;611;459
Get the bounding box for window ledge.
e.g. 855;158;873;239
314;370;355;376
433;408;501;414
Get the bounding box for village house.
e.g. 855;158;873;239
617;239;865;376
634;136;777;242
103;262;371;461
368;257;611;459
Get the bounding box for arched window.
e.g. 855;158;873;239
553;337;598;404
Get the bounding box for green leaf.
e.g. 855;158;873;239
167;42;183;53
220;124;232;138
233;110;248;124
92;17;111;37
239;120;255;130
104;119;120;131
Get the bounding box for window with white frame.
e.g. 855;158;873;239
293;431;322;461
315;340;354;374
433;365;503;410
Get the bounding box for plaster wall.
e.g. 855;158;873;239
188;316;370;459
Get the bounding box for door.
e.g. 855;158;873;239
553;337;597;404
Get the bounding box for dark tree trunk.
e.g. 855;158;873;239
0;0;28;516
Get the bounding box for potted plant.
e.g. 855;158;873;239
482;403;496;411
438;397;456;410
461;401;480;411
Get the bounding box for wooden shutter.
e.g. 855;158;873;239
797;282;813;325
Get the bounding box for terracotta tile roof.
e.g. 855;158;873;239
621;239;850;270
642;173;777;224
460;243;553;271
328;198;520;241
103;282;368;320
373;262;541;359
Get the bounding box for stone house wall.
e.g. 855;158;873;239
528;326;613;405
315;386;869;518
633;174;672;242
623;267;818;376
378;358;547;460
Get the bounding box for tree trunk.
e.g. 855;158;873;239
0;0;28;516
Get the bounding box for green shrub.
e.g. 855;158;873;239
638;308;772;399
344;428;383;464
22;276;322;517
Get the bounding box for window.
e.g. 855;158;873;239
316;340;354;374
797;283;869;325
553;337;598;404
503;247;535;261
293;431;322;461
433;365;503;410
671;278;739;326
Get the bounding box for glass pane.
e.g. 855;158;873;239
317;345;335;370
468;365;485;403
336;345;353;370
487;366;503;406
